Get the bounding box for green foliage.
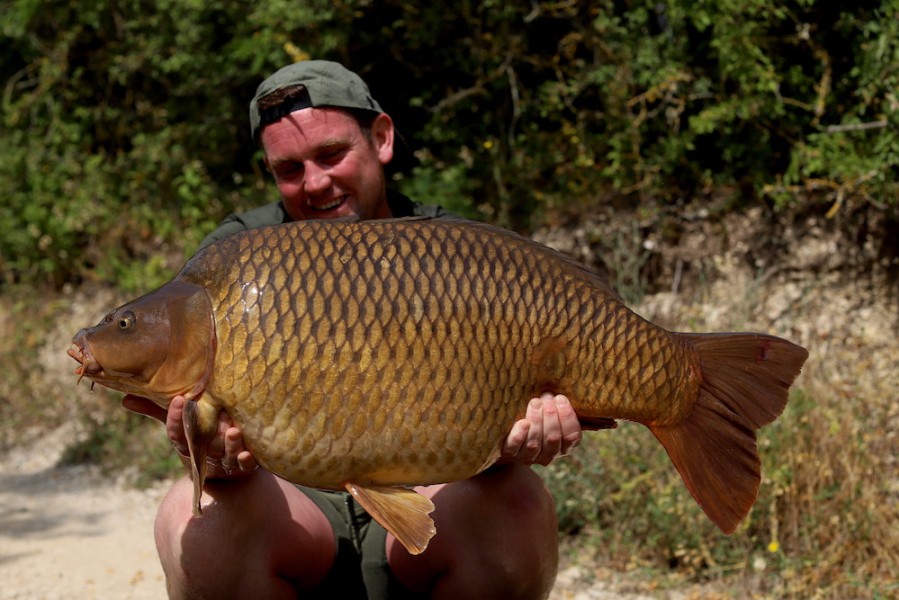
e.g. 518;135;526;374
1;0;896;288
0;0;302;288
396;162;478;220
777;3;899;209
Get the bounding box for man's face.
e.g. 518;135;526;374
261;107;395;221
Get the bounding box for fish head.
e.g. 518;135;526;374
68;279;216;406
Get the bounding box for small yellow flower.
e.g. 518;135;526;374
483;140;494;150
283;42;310;63
767;541;780;553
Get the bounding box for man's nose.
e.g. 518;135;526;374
304;163;331;194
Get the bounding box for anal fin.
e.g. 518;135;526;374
344;482;436;555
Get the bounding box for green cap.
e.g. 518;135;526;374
249;60;383;140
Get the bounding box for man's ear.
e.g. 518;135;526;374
371;113;395;165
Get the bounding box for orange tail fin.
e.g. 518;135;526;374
649;333;808;534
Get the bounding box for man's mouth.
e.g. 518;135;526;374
310;196;347;212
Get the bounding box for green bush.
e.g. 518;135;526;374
1;0;896;289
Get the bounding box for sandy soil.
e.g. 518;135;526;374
0;424;168;600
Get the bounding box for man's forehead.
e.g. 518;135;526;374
262;108;361;156
272;106;359;134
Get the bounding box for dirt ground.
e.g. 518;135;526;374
0;424;662;600
0;422;168;599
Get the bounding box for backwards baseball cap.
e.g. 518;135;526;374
249;60;384;141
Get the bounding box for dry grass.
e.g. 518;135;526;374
547;374;897;597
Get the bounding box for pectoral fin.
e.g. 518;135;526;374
182;399;219;517
344;482;436;555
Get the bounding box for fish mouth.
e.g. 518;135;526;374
67;334;102;385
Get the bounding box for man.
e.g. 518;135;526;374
126;60;583;599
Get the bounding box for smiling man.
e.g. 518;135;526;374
127;61;583;599
262;103;393;219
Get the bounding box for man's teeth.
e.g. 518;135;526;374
313;197;344;211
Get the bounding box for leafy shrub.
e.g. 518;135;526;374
2;0;896;289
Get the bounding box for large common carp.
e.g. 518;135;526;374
68;217;808;554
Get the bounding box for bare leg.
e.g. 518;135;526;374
154;472;335;599
386;464;559;600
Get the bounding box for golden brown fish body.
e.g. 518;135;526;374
69;217;808;554
195;219;695;487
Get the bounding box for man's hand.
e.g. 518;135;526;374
122;394;257;478
500;393;582;467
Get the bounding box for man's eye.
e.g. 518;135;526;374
320;148;346;162
276;163;302;178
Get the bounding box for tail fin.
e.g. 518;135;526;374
650;333;808;533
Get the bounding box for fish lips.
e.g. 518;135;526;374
68;330;102;382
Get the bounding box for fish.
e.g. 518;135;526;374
67;216;808;554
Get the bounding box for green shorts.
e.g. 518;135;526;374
298;486;427;599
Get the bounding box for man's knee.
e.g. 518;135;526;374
153;476;261;597
505;464;555;515
389;466;559;599
154;476;192;570
153;473;336;599
478;464;558;531
476;466;559;588
447;466;558;598
153;477;210;598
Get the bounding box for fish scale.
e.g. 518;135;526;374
69;216;808;554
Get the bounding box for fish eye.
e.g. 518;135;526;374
117;311;136;331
